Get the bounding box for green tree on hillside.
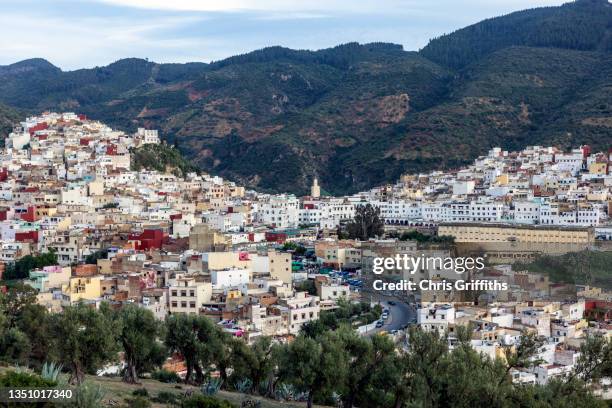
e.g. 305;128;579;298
116;305;166;384
345;204;384;240
51;304;118;384
278;332;349;408
3;251;58;281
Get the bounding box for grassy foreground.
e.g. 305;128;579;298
88;374;322;408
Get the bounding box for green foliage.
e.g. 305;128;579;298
181;394;235;408
124;395;151;408
50;303;119;384
421;0;612;69
15;303;55;367
165;314;228;384
294;279;316;296
131;143;197;178
280;242;306;255
0;370;56;387
277;332;349;408
153;390;179;404
152;369;181;383
132;388;149;397
393;230;456;246
0;286;54;368
40;361;63;383
345;204;384;240
84;249;108;265
0;283;38;327
71;381;106;408
0;103;21;140
301;301;377;337
3;251;58;280
202;377;224;395
115;304;166;383
514;250;612;289
101;202;119;209
0;328;31;364
572;334;612;382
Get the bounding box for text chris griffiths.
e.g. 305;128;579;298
373;279;508;292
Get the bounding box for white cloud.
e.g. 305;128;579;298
0;0;569;69
95;0;566;13
95;0;386;13
0;12;207;69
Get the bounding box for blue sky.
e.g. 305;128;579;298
0;0;567;70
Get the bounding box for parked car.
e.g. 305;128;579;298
388;301;396;306
375;320;384;328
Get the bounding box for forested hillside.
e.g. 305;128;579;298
0;0;610;194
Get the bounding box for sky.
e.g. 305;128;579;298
0;0;568;70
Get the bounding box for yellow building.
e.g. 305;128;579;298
202;251;250;271
269;250;292;285
495;174;509;185
589;162;607;175
189;224;230;252
61;276;103;304
439;223;593;244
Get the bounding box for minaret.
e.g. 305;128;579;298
311;177;321;198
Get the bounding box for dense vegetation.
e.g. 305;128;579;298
0;284;609;407
421;0;612;69
131;143;198;178
301;300;383;338
2;251;58;281
0;0;610;194
344;204;385;240
387;230;456;249
514;250;612;290
0;103;21;144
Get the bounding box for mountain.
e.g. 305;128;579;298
0;0;610;195
0;103;22;142
421;0;612;69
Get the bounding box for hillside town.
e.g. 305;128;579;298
0;112;611;400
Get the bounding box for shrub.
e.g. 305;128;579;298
132;388;149;397
71;381;105;408
181;394;235;408
152;369;181;383
153;391;179;404
0;370;56;387
125;396;151;408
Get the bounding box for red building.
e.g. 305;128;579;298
585;301;612;322
28;122;48;135
20;206;36;223
129;229;166;250
106;144;118;155
15;230;38;243
265;231;287;244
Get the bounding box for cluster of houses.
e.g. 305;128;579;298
417;297;610;388
0;112;610;387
